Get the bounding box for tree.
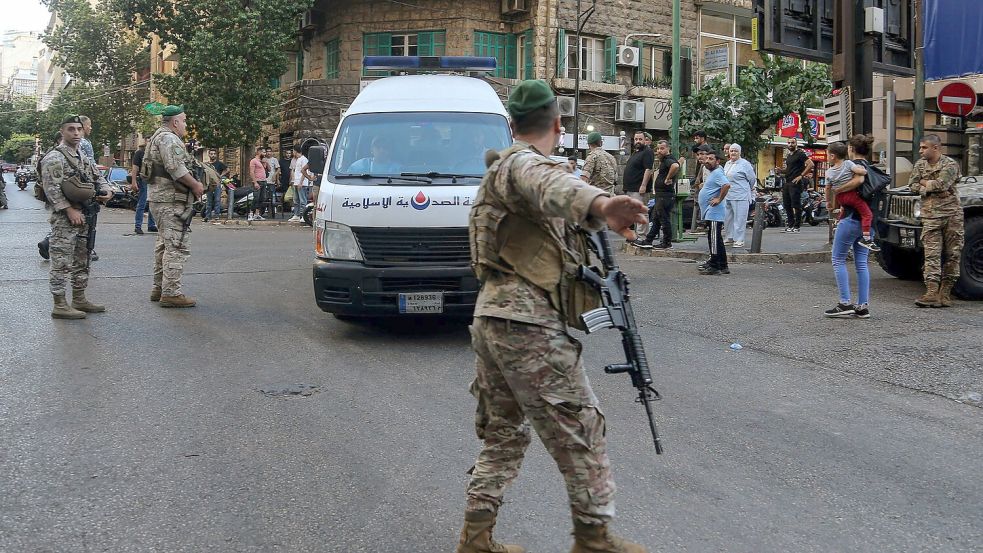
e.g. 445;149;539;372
2;134;38;163
0;97;43;143
116;0;312;148
681;55;832;162
41;0;148;159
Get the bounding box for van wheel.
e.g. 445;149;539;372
876;242;923;281
954;216;983;300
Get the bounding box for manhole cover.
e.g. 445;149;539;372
258;383;320;398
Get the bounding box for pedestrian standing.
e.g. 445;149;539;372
722;144;754;247
288;144;310;222
40;115;112;319
622;130;654;204
687;131;711;235
781;138;813;232
698;149;731;275
78;115;96;164
459;80;648;553
580;131;618;194
264;147;280;217
247;149;268;221
130;142;157;234
204;149;228;222
143;105;206;307
825;141;878;250
633;140;678;249
909;134;964;307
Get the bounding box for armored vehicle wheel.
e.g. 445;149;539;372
954;216;983;300
876;242;923;281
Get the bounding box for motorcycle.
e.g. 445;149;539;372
756;192;785;228
801;189;829;226
15;171;29;190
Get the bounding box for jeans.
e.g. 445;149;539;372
292;185;309;216
205;185;223;219
706;220;728;269
134;177;156;230
782;181;803;229
831;216;870;306
645;194;673;243
724;199;750;243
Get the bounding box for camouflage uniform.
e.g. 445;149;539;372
41;145;106;296
909;155;963;284
467;141;616;526
582;147;618;195
145;125;194;297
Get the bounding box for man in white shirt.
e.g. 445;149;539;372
288;144;309;222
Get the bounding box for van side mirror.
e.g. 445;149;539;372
307;145;327;174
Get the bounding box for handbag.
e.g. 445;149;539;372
857;160;891;200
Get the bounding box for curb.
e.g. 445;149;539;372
621;243;831;264
209;219;309;228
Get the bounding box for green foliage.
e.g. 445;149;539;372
116;0;313;147
2;134;38;163
681;55;832;162
0;97;43;143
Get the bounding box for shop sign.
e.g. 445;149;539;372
776;112;826;139
703;46;729;72
802;148;827;162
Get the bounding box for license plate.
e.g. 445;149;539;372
900;228;916;248
398;292;443;314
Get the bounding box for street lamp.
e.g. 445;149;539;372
573;0;597;160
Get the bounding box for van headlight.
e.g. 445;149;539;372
913;199;921;219
314;221;363;261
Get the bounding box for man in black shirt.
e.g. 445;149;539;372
622;130;654;202
634;140;679;248
130;143;157;234
781;137;813;232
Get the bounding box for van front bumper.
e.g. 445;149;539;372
312;260;479;316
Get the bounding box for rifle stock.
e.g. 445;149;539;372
580;229;664;454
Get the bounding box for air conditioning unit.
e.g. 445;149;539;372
615;100;645;123
299;9;320;31
557;96;576;117
617;46;640;67
502;0;529;15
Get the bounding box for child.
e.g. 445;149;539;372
826;141;880;251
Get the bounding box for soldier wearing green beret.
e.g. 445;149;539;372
41;115;112;319
581;131;618;194
458;80;649;553
141;105;205;307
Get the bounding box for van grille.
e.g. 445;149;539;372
888;195;919;224
379;277;463;292
352;227;471;266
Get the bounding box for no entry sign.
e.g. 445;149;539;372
937;82;978;117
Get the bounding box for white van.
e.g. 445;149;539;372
312;57;512;317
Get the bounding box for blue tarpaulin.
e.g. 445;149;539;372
924;0;983;80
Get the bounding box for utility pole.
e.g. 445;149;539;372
573;0;596;160
913;0;925;162
670;0;681;156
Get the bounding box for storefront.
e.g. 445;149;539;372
758;109;828;189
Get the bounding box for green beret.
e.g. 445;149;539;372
507;80;555;117
643;132;653;140
161;104;184;117
61;114;82;126
587;131;603;145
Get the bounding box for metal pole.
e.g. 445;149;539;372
913;0;925;163
887;90;897;181
670;0;681;157
749;196;766;253
572;1;595;160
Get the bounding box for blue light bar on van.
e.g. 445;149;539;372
362;56;497;71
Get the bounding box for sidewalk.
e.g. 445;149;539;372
623;224;833;264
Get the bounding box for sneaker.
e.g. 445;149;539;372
90;251;99;262
651;241;672;249
254;214;265;221
792;227;801;233
724;238;734;245
212;220;223;225
631;238;654;249
247;214;255;221
289;215;301;222
858;237;881;251
147;227;158;232
783;227;793;233
699;266;729;275
733;241;745;247
853;304;871;319
823;303;856;318
134;227;144;235
202;217;209;223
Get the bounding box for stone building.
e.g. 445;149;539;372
261;0;755;162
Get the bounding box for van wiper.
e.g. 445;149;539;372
334;173;432;184
401;172;482;184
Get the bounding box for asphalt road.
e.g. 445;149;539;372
1;174;981;552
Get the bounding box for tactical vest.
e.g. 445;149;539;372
55;146;96;205
469;145;601;331
142;127;193;203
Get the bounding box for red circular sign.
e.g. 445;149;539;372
937;82;978;117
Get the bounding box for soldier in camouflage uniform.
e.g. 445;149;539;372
143;105;205;307
40;115;111;319
909;134;963;308
458;80;648;553
581;131;618;194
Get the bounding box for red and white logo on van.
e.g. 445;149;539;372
410;191;430;210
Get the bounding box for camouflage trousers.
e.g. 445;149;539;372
149;202;191;296
48;213;90;295
466;316;615;525
922;214;964;284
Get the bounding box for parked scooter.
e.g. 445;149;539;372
802;189;829;226
756;192;785;228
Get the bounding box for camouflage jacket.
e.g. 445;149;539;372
145;126;193;203
472;141;608;330
40;145;107;212
582;147;618;190
908;155;961;218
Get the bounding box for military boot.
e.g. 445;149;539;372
938;281;955;307
570;521;647;553
72;289;106;313
160;294;196;308
914;282;941;308
51;294;86;320
150;286;162;302
456;511;525;553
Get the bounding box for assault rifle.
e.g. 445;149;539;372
577;229;664;454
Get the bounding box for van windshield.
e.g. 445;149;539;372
329;112;511;183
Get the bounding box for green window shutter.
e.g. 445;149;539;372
505;34;517;79
523;30;533;80
632;40;643;85
557;29;566;76
297;50;304;80
363;32;392;76
604;36;617;82
325;39;339;79
663;48;672;79
270;77;280;89
418;31;446;56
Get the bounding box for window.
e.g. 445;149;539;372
325;39;340;79
516;30;533;79
698;11;761;86
639;44;672;87
566;35;606;82
474;31;516;78
363;31;446;76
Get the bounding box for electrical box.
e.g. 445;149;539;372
864;7;884;34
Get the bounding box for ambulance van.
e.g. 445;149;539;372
311;57;512;318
